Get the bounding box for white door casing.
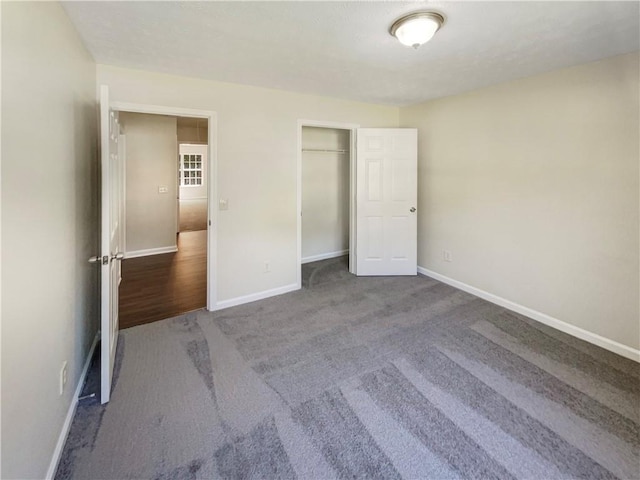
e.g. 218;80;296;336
296;119;359;287
110;101;217;310
99;85;123;404
356;128;417;276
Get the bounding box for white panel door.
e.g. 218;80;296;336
98;85;123;404
356;128;417;276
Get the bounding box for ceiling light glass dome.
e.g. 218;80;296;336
390;12;445;49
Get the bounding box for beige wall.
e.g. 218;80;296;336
1;2;99;478
302;127;350;260
177;124;208;145
98;64;399;301
121;113;178;254
400;52;640;350
2;5;635;477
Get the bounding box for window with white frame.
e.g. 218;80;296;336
180;153;203;186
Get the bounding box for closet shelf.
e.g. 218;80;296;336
302;148;348;154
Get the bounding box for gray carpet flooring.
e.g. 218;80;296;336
56;256;639;479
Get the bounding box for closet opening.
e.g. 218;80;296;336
299;124;355;288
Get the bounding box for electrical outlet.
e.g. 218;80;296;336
264;261;270;273
59;361;68;395
443;250;452;262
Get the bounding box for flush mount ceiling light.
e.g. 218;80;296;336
389;12;445;49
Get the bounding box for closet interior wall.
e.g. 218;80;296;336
301;127;350;263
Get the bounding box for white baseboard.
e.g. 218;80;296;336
124;246;177;259
417;266;640;363
46;332;99;479
214;283;299;311
302;249;349;264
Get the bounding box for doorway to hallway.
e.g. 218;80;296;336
116;112;212;329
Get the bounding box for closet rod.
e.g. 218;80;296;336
302;148;348;154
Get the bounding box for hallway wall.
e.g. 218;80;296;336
121;112;178;255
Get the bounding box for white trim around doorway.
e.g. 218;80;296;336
296;119;359;289
111;101;218;311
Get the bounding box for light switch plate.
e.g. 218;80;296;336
158;186;169;194
219;198;229;210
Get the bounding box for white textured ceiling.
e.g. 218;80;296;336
62;1;639;106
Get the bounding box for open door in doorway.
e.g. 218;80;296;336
95;85;123;404
356;128;417;276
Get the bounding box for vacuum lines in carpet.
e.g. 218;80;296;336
56;256;639;479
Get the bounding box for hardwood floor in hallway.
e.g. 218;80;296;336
119;230;207;329
179;198;208;232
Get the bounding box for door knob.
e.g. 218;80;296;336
88;253;124;264
410;207;417;213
